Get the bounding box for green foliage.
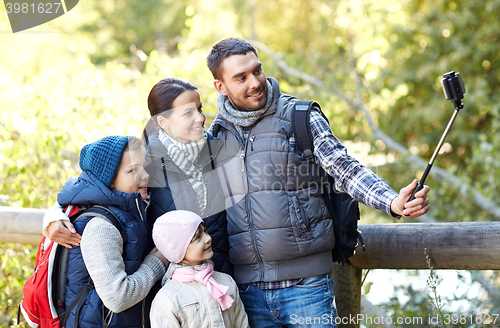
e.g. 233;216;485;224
78;0;194;63
0;33;146;207
0;243;36;327
377;0;500;221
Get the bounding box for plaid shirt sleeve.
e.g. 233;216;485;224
308;109;398;216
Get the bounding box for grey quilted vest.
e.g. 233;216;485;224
212;78;335;284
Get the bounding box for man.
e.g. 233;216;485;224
207;37;429;328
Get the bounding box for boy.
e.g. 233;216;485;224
54;136;168;327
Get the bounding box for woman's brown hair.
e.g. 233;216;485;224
142;78;197;145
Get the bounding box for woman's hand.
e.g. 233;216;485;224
149;247;170;267
46;220;82;248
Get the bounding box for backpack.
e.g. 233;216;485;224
291;100;365;265
19;205;127;328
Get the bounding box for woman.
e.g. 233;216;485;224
142;78;231;274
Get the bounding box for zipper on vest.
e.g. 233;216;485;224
243;129;265;281
135;198;145;221
240;150;245;173
161;157;168;183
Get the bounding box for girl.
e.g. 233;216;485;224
55;136;168;327
150;210;248;328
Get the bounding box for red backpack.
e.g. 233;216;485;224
19;205;125;328
19;235;61;328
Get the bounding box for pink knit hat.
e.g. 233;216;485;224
152;210;203;264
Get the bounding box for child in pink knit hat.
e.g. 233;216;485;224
150;210;249;328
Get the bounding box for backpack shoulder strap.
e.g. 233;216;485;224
80;205;127;244
291;100;328;161
58;205;127;327
291;100;342;247
292;101;363;265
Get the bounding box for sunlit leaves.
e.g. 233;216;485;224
0;243;36;327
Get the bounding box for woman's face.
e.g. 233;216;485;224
158;90;205;144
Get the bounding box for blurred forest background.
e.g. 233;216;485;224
1;0;500;326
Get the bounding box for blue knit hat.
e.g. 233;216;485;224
79;136;131;188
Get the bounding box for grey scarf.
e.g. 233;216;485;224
159;130;207;215
216;80;273;140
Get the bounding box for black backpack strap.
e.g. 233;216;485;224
292;100;329;161
58;205;125;328
73;280;94;328
84;205;127;244
292;100;316;161
59;279;94;327
292;100;362;265
292;100;337;215
67;205;125;241
211;122;221;138
292;100;346;262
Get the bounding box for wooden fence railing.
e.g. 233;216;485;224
0;206;45;244
334;222;500;327
2;207;500;327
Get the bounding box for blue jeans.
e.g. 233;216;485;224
238;273;338;328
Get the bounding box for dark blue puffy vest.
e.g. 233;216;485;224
58;172;148;328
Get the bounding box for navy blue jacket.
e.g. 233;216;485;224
58;171;149;328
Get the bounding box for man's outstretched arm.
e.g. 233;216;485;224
308;108;429;217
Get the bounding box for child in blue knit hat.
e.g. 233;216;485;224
43;136;169;328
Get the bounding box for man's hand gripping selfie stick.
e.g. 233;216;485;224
399;71;466;218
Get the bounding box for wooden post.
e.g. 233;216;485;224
0;206;44;244
332;262;362;328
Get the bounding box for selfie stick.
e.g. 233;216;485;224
399;71;466;218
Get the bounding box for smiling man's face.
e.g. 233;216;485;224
214;52;268;111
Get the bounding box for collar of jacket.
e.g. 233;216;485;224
57;170;145;214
